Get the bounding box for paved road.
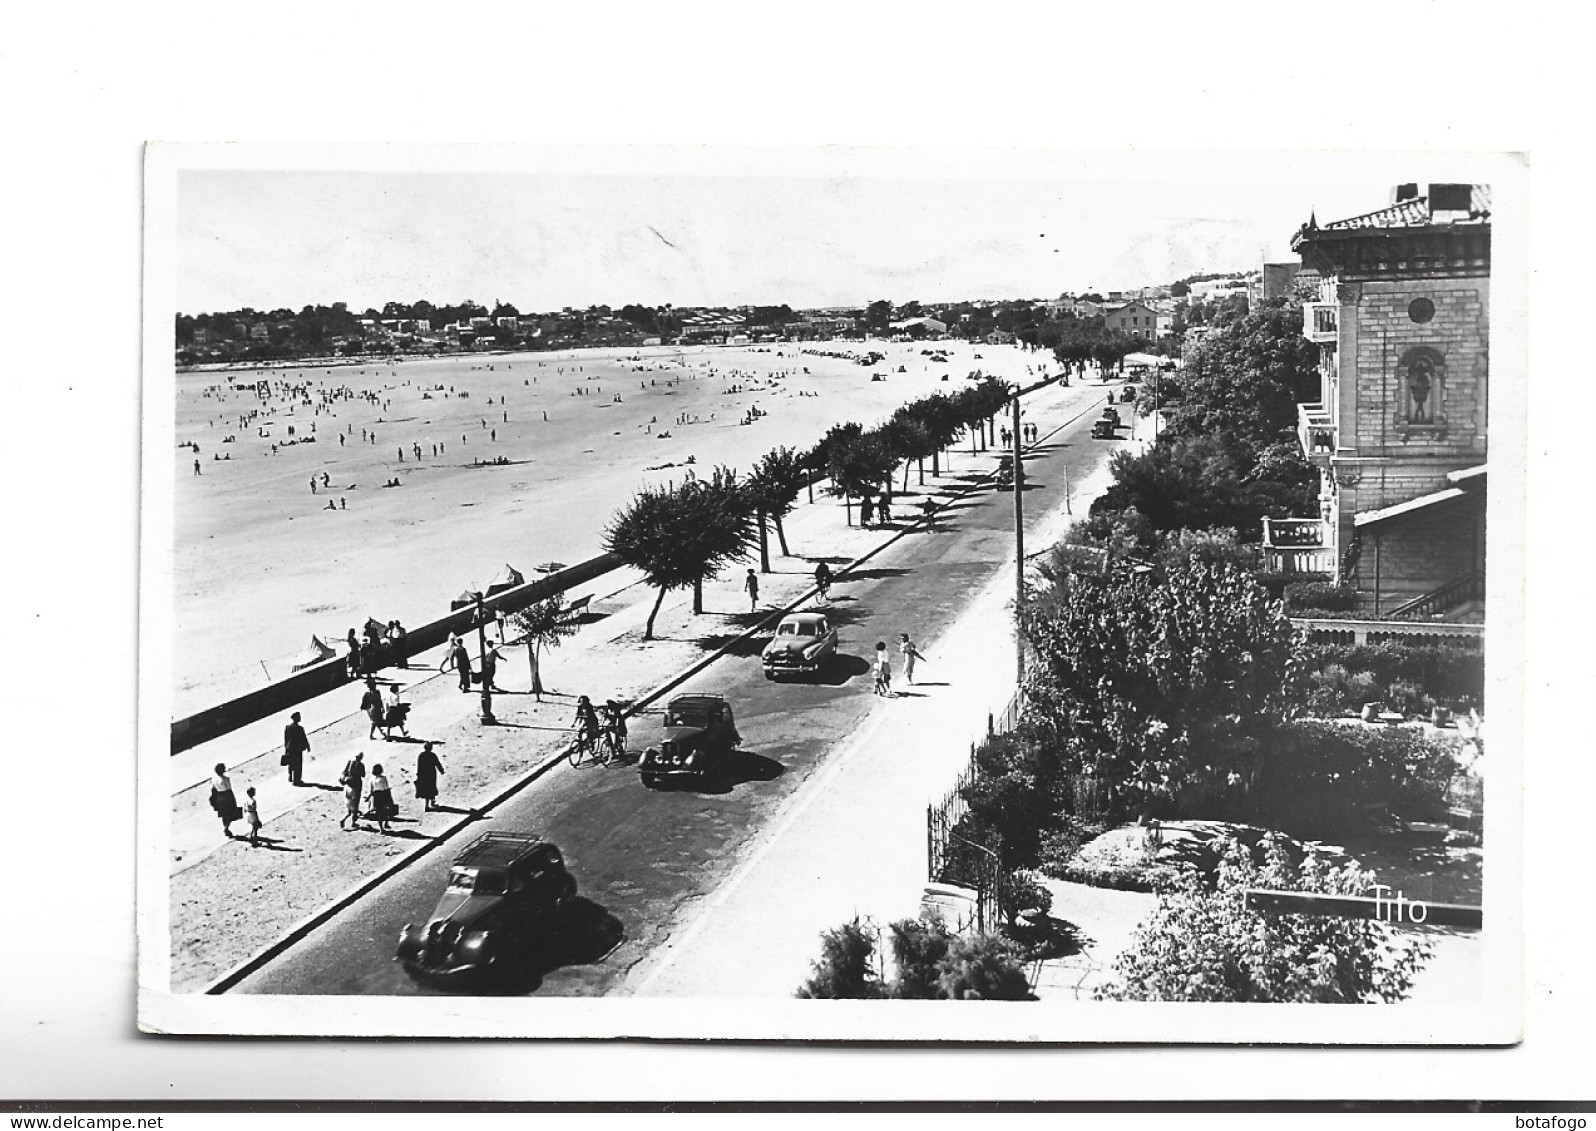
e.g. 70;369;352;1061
233;381;1126;996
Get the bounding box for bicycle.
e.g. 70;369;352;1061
567;725;606;767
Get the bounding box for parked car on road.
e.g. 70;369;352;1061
639;693;741;788
394;832;576;985
761;612;838;679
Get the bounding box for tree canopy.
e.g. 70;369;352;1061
603;466;757;638
1020;559;1301;817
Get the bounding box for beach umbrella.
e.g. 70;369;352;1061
533;561;568;574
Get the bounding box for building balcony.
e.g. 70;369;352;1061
1303;301;1338;344
1297;402;1336;467
1262;516;1335;576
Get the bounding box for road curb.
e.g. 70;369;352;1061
198;380;1096;994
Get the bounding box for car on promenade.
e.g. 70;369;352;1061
394;832;577;985
760;612;838;679
639;693;741;788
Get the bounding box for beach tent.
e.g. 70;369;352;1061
363;616;392;642
450;587;486;611
258;635;337;683
293;635;337;671
485;564;526;596
1122;352;1165;368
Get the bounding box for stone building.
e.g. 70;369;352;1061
1265;183;1490;619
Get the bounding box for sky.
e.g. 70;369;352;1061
172;147;1505;315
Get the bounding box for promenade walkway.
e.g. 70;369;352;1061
164;373;1101;990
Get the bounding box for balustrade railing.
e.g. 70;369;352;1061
1303;301;1338;343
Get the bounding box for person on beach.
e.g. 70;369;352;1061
338;752;366;830
745;568;759;612
898;633;927;685
873;642;893;697
194;459;201;476
282;711;309;786
367;764;396;833
814;561;832;603
209;763;241;838
243;787;262;847
415;742;444;812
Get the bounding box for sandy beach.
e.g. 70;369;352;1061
171;338;1054;715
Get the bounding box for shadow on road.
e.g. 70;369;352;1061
470;896;628;996
812;653;872;687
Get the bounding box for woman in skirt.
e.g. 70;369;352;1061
209;762;242;838
367;763;397;834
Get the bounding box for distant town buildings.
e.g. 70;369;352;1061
1103;301;1161;342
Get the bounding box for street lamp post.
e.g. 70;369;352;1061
473;595;496;725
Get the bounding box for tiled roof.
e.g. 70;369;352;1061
1323;186;1492;231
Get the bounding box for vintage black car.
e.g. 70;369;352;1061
395;832;576;984
761;612;838;679
639;693;741;788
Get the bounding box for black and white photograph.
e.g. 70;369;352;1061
138;144;1523;1042
6;0;1593;1111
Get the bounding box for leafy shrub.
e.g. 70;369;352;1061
1304;664;1380;716
1096;836;1430;1003
795;917;884;999
1285;580;1358;613
996;870;1054;927
1387;679;1436;717
935;934;1033;1001
1249;720;1460;837
1296;642;1484;709
886;918;954;1000
1036;815;1107;876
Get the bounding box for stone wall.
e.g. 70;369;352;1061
1347;275;1489;463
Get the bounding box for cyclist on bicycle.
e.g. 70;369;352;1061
573;695;602;748
602;699;628;755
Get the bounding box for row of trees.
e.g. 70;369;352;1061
601;377;1015;639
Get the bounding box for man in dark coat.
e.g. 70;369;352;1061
282;710;310;786
451;636;473;692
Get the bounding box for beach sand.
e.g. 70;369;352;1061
171;339;1053;715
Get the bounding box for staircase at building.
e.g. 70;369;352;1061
1388;572;1485;621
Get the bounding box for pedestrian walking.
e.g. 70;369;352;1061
877;492;892;524
814;561;832;603
480;644;501;693
282;710;309;785
449;634;473;692
338;753;366;830
367;764;396;833
383;682;410;738
860;494;874;526
415;742;444;812
898;633;927;684
745;568;759;612
243;787;262;847
873;642;893;696
361;676;386;739
209;763;242;838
